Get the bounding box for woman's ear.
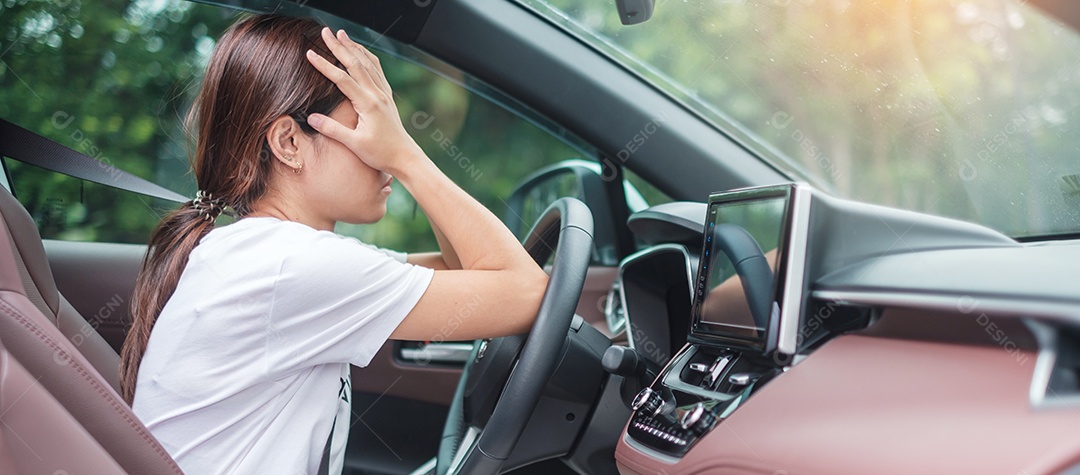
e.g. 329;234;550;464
266;116;305;173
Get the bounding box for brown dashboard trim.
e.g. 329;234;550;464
616;309;1079;474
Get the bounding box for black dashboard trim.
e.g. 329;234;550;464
619;244;696;363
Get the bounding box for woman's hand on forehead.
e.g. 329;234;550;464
304;27;425;175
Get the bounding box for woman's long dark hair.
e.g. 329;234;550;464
119;14;345;404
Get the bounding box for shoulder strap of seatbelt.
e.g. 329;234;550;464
317;415;336;475
0;118;187;203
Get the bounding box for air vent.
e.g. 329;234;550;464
1028;321;1080;407
1047;329;1080;397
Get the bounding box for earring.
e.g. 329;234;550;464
282;156;303;174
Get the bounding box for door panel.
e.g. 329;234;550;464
352;342;464;407
43;239;142;353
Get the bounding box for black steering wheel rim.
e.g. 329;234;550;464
436;198;594;475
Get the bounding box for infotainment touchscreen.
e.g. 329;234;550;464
689;184;810;354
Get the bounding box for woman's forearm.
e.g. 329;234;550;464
392;156;536;274
430;221;461;270
405;223;460;270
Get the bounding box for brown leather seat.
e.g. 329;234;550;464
0;188;121;392
0;334;127;474
0;199;183;474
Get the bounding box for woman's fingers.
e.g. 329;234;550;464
305;49;368;104
335;29;392;98
319;27;382;96
305;111;352;145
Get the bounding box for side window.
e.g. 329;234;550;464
3;160;171;243
0;0;237;243
333;53;587;252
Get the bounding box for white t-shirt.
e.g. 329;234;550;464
132;217;433;475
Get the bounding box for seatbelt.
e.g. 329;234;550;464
0;118;187;203
317;415;335;475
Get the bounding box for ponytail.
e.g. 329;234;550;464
118;205;216;404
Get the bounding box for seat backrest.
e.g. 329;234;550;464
0;334;127;475
0;210;184;474
0;187;121;392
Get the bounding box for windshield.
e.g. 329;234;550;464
521;0;1080;238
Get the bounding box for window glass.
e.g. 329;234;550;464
3;159;174;242
1;0;590;249
522;0;1080;238
0;0;236;243
625;167;672;207
336;53;588;252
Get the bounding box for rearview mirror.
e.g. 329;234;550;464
616;0;655;25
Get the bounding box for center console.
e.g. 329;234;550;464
624;184;812;458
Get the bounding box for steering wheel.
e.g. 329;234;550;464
711;223;774;328
436;198;594;475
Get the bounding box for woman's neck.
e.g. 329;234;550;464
246;199;334;231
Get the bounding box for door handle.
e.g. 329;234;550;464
399;342;474;365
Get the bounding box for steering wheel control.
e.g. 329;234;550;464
625;345;779;458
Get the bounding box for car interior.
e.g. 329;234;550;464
2;0;1080;474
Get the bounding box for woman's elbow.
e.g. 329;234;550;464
515;269;549;333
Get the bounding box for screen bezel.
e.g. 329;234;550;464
688;184;810;355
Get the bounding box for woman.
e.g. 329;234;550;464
120;14;548;475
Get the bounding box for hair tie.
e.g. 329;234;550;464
191;190;234;222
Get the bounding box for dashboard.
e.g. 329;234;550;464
608;183;1080;474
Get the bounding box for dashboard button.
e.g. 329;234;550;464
631;388;663;416
704;355;731;387
680;402;704;430
728;372;752;387
681;402;717;434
